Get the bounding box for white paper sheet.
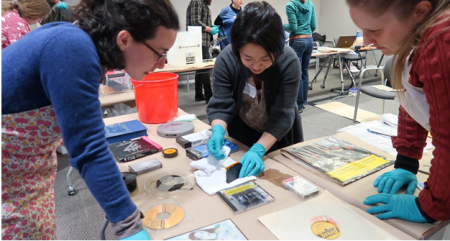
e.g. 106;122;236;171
258;191;400;240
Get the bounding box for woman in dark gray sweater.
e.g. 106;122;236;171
206;1;304;178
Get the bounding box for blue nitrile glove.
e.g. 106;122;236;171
207;125;226;160
239;143;266;178
210;26;220;35
363;193;427;223
374;168;417;194
56;0;69;9
121;229;151;240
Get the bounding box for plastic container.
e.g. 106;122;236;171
131;72;179;124
100;70;132;95
143;169;195;199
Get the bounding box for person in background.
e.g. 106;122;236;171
207;1;303;178
41;0;73;24
1;0;179;239
214;0;243;50
1;0;50;49
284;0;316;113
186;0;218;104
347;0;450;223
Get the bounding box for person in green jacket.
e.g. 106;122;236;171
284;0;316;113
41;0;73;25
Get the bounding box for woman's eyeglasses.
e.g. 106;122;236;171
141;41;167;61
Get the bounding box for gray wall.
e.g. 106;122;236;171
318;0;357;40
63;0;384;65
318;0;383;66
172;0;321;32
63;0;321;31
65;0;80;6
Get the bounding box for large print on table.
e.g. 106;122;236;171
281;136;393;185
167;219;247;240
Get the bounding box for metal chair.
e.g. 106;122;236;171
353;55;397;122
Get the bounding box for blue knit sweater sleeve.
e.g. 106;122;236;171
1;23;136;223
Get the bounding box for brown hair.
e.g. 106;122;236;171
347;0;450;91
74;0;179;70
2;0;50;20
300;0;306;3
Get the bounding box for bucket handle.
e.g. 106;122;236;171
133;83;144;88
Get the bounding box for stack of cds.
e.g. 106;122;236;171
282;176;320;199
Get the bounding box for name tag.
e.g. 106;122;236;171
243;82;257;98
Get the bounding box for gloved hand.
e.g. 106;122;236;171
121;229;151;240
374;168;417;194
239;143;266;178
363;193;428;223
210;25;220;35
207;125;226;160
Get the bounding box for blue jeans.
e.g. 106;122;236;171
289;37;313;110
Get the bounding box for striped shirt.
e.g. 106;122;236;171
186;0;212;47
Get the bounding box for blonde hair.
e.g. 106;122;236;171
346;0;450;91
2;0;50;20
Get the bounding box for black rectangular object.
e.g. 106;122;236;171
226;163;242;183
176;136;192;148
108;137;159;163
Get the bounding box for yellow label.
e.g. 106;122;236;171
327;155;390;182
223;182;256;195
164;149;176;154
311;221;341;239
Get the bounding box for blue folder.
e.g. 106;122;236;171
105;120;148;144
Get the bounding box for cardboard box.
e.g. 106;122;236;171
167;27;203;66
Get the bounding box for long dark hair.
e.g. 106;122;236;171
230;1;285;63
74;0;179;70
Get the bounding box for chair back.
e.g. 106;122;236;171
383;56;394;86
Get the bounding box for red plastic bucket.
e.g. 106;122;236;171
131;72;178;124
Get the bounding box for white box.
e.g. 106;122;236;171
167;29;202;67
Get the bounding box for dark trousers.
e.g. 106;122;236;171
195;46;212;99
289;37;314;110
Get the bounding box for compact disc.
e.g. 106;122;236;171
143;204;185;230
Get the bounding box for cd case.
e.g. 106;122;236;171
186;140;239;160
128;158;163;175
108;136;161;162
176;129;212;149
217;181;275;215
167;219;247;240
282;176;320;199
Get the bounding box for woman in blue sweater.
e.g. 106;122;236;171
1;0;179;239
284;0;316;113
214;0;243;50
